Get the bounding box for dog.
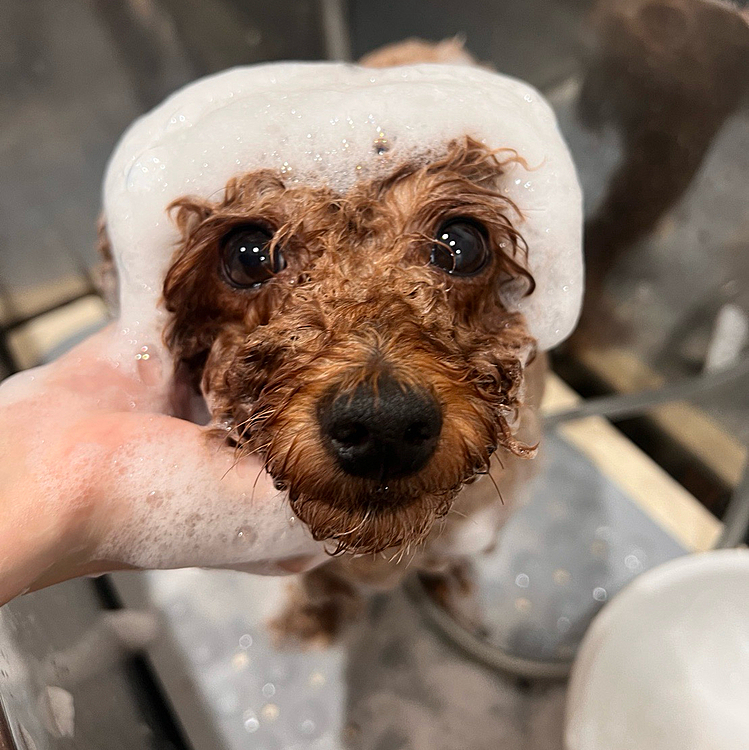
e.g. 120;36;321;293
98;40;579;645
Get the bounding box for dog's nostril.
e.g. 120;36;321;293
318;375;442;482
404;421;432;445
331;422;369;447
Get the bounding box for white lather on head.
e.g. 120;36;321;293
103;62;583;350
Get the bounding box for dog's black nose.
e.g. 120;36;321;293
318;376;442;482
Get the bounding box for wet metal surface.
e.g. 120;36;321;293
0;579;182;749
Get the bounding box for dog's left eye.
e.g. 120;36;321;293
430;219;489;276
220;225;286;288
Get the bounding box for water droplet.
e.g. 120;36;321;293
515;573;530;588
593;587;608;602
261;683;276;698
554;569;571;586
236;526;255;543
373;136;389;155
239;634;253;649
244;716;260;733
261;703;279;721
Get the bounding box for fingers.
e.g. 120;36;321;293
0;323;174;416
77;411;323;571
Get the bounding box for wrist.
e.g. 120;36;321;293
0;436;98;606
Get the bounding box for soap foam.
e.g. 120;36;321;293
91;425;321;569
104;62;583;350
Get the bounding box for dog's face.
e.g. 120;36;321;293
163;137;536;554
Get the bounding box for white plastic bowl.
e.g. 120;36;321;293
565;549;749;750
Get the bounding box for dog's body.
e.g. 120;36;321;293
99;41;556;643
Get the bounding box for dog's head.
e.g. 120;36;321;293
161;137;537;554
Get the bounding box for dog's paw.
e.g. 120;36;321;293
268;575;364;650
420;561;487;638
268;599;340;651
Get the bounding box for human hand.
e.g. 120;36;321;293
0;323;327;606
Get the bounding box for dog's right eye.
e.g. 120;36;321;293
220;225;286;288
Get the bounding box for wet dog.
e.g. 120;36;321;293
99;42;548;644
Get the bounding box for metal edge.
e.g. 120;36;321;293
403;575;572;682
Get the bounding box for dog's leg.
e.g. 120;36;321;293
269;561;365;649
419;559;487;637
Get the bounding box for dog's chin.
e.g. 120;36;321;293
281;476;461;555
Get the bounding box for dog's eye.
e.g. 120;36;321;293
430;220;489;276
220;225;286;288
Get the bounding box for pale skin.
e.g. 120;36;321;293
0;324;327;607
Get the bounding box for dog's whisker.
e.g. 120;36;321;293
487;471;505;506
278;432;301;478
221;451;246;481
335;507;372;538
250;464;265;502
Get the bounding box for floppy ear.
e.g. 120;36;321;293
93;215;119;315
431;137;537;300
161;198;224;363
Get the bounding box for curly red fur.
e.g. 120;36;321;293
162;137;537;555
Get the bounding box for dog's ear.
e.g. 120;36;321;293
93;214;119;315
439;137;537;300
162;198;224;363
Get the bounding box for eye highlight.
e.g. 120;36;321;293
220;225;286;288
430;219;490;276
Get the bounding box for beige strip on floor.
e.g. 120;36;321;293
543;373;722;553
8;295;108;370
577;346;747;488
